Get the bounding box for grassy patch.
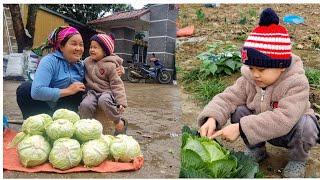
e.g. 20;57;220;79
180;67;229;106
193;78;228;105
305;68;320;87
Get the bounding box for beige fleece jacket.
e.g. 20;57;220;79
84;54;127;107
197;54;314;145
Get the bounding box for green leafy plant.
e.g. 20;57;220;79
180;126;264;178
196;9;206;23
197;41;242;77
134;32;145;40
305;68;320;87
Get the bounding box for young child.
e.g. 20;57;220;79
79;33;128;135
150;53;161;67
197;8;320;178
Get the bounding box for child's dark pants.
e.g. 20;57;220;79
79;90;121;124
231;105;320;162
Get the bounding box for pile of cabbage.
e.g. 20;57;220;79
10;109;142;170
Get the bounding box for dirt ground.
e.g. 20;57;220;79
177;4;320;69
3;80;182;178
176;4;320;178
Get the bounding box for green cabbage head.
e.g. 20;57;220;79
38;113;53;126
74;119;103;142
9;132;29;148
101;135;115;159
82;139;109;167
110;135;141;162
49;138;82;170
22;114;53;135
17;135;51;167
45;119;75;141
101;134;115;148
52;109;80;124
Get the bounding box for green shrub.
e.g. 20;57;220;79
197;41;242;77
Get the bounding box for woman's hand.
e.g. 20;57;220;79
210;123;240;142
60;82;85;97
116;66;125;76
199;117;217;137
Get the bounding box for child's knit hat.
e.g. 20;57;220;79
90;33;115;56
241;8;292;68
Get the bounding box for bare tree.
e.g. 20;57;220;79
25;4;40;48
8;4;39;52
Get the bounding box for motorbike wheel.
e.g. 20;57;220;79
157;70;172;84
127;70;140;83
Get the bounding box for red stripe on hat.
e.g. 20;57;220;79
253;24;289;34
98;34;114;54
252;48;291;53
267;54;292;59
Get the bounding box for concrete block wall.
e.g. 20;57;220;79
148;4;178;75
111;27;135;67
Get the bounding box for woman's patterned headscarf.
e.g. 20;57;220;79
48;26;80;51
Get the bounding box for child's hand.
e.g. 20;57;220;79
117;105;125;113
210;123;240;142
116;66;125;76
199;117;217;137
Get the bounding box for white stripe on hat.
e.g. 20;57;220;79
244;42;292;50
246;36;291;43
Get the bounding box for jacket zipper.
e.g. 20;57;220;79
261;89;265;102
260;89;265;112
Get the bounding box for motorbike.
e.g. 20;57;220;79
127;61;172;84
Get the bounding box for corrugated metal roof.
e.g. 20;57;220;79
89;8;150;24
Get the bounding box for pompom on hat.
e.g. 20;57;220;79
90;33;115;56
241;8;292;68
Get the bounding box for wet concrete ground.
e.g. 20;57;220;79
3;80;182;178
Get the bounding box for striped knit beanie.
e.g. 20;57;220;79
241;8;292;68
90;33;115;56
